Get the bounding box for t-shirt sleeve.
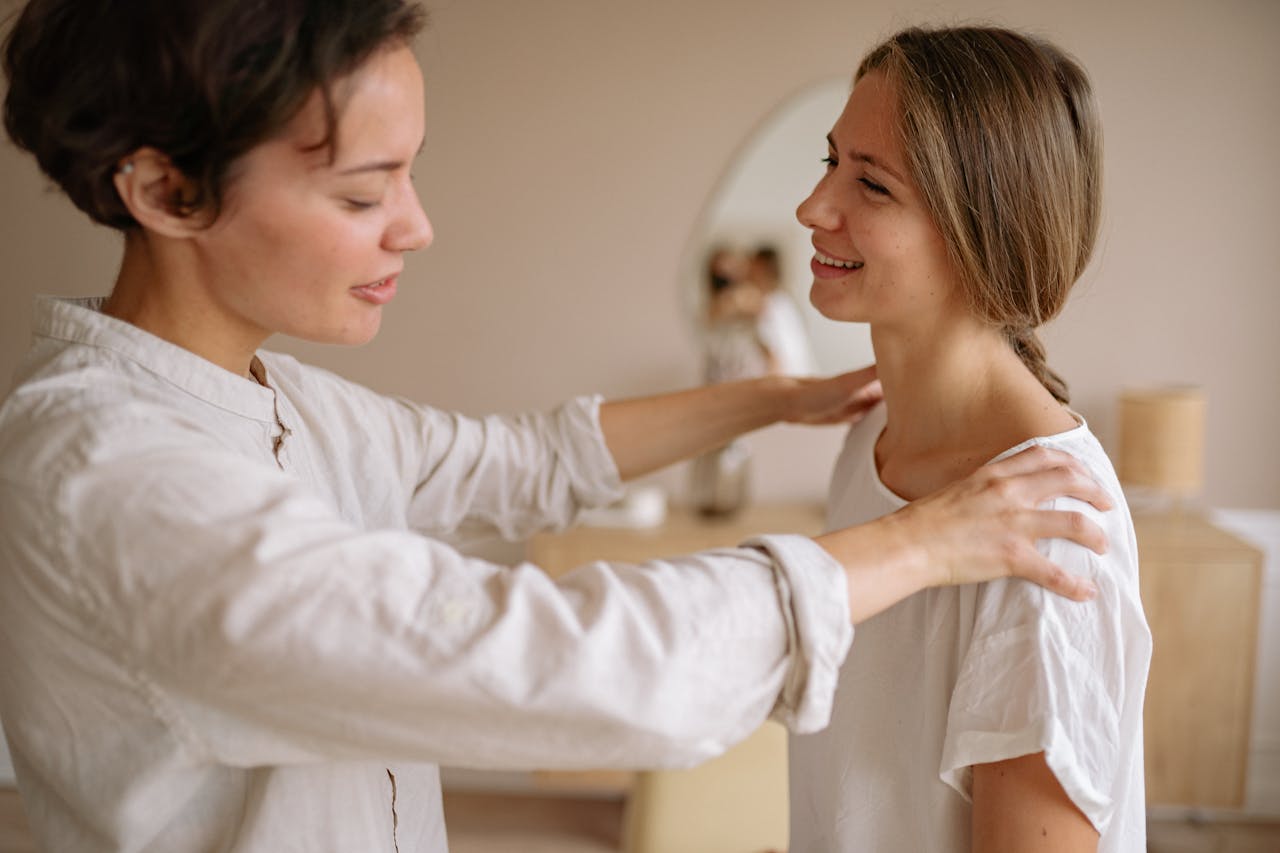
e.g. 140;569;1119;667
937;497;1138;834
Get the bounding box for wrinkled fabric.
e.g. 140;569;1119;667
0;297;854;852
788;403;1150;853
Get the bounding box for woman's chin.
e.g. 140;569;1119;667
297;315;384;348
809;293;868;324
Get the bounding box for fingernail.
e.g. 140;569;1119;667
1080;580;1098;600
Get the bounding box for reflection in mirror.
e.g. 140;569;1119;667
684;76;873;378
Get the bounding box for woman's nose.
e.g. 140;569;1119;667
387;179;434;253
796;179;841;233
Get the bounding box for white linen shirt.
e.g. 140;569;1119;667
0;297;854;852
788;403;1151;852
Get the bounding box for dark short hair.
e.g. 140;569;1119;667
3;0;427;230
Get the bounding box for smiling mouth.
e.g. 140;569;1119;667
352;274;397;291
350;275;398;305
815;251;864;270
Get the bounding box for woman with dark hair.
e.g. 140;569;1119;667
788;25;1150;852
0;3;1112;849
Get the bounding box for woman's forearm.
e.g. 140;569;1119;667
598;367;880;481
598;377;790;481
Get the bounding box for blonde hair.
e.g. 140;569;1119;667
857;26;1102;404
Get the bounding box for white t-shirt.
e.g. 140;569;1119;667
0;297;853;852
789;403;1151;852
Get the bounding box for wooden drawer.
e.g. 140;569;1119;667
1135;512;1264;807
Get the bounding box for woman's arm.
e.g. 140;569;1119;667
598;367;880;480
972;752;1100;852
604;374;1108;616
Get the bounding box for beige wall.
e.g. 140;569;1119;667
2;0;1277;508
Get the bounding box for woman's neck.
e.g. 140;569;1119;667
870;317;1076;500
104;234;265;379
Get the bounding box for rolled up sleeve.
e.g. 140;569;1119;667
745;534;855;734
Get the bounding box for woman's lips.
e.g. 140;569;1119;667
350;275;398;305
810;255;864;280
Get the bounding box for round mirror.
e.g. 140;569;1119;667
682;76;873;379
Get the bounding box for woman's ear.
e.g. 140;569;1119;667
112;148;210;237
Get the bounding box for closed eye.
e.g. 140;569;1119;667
859;177;890;196
343;198;381;211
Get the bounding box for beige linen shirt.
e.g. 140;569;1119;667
0;297;853;852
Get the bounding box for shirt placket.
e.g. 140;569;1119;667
267;391;292;470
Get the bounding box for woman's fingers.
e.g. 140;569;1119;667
981;444;1072;478
979;446;1112;512
826;363;878;390
785;366;882;425
1019;507;1107;555
919;504;1105;597
901;446;1115;596
1002;546;1098;602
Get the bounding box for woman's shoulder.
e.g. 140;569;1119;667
0;372;222;500
978;417;1147;654
988;412;1125;514
960;417;1150;712
969;413;1146;637
1016;416;1129;534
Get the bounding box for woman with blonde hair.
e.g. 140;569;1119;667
788;25;1151;852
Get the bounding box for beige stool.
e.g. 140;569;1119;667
621;721;789;853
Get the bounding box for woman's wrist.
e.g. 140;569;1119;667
759;374;801;422
815;513;934;624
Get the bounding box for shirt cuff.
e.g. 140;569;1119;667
557;394;625;509
743;533;854;734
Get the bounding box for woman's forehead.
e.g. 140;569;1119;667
833;73;906;169
267;45;425;172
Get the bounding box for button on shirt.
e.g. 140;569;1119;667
0;297;853;852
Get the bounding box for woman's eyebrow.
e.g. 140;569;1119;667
826;133;906;184
336;137;426;175
337;159;403;175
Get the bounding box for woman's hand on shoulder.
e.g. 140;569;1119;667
777;364;882;425
818;445;1110;623
905;445;1110;595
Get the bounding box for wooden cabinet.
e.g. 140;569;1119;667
1135;512;1264;808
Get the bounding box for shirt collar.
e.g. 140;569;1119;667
32;295;279;422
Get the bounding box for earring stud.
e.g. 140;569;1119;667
118;162;134;175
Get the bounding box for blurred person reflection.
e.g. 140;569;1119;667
748;244;817;377
702;245;776;384
694;245;775;514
